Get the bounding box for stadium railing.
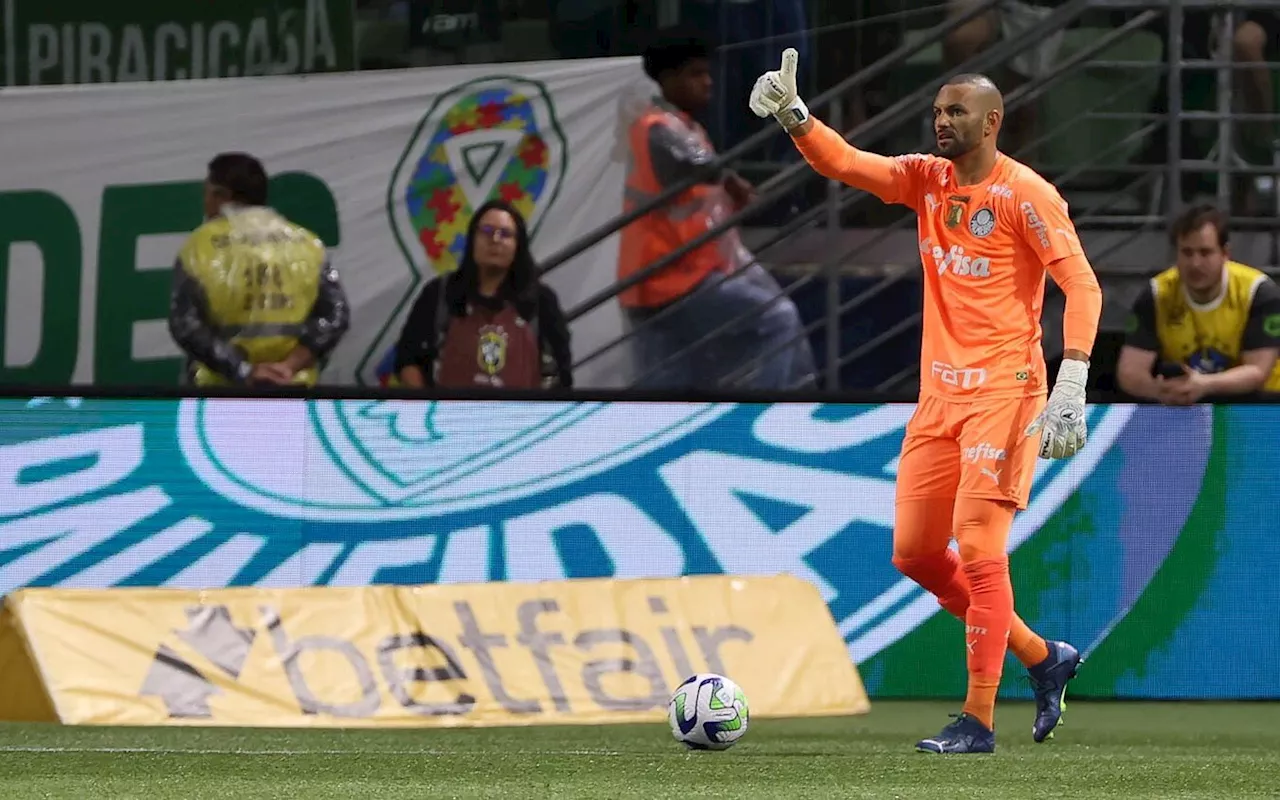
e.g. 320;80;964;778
545;0;1098;391
538;1;1280;393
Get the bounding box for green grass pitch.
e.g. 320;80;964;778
1;701;1276;799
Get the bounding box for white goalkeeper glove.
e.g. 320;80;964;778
1025;359;1089;459
749;47;809;130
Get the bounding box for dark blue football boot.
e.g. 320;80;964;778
1028;640;1083;742
915;713;996;754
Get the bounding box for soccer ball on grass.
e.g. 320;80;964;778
667;673;750;751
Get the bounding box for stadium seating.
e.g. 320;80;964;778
889;24;1163;197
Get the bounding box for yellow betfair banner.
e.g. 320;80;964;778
0;575;869;727
0;605;56;722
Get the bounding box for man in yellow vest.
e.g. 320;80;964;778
168;153;350;386
1117;204;1280;403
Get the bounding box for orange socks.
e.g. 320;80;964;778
964;677;1001;732
892;496;1055;732
891;549;971;619
960;556;1013;731
1010;616;1050;667
893;547;1050;668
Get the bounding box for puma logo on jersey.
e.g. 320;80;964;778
989;184;1013;199
922;242;991;278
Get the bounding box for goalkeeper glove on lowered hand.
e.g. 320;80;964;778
1025;359;1089;459
749;48;809;130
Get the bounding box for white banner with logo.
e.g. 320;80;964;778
0;58;653;387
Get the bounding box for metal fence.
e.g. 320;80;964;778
14;2;1271;392
530;0;1280;393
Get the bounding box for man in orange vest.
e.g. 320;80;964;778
618;30;815;390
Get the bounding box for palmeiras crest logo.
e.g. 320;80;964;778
177;399;732;522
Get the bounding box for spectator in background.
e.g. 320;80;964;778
169;153;349;387
393;199;572;389
1201;12;1280;152
1186;11;1280;212
1117;205;1280;404
618;30;816;390
946;5;1280;191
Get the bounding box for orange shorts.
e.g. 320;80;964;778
896;393;1047;510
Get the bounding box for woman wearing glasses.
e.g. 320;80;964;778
393;199;573;389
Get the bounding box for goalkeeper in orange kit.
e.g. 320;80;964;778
750;51;1104;753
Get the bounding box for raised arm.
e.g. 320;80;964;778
750;48;920;208
789;118;921;207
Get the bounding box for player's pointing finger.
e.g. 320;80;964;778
781;48;798;78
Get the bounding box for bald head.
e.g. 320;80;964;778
933;74;1004;160
945;73;1004;114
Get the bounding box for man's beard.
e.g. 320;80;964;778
939;137;977;160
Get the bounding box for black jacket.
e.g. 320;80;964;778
393;274;573;388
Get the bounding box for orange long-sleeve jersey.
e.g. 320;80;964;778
793;119;1102;399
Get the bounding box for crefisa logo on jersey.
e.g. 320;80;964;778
920;239;991;278
1020;200;1051;249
